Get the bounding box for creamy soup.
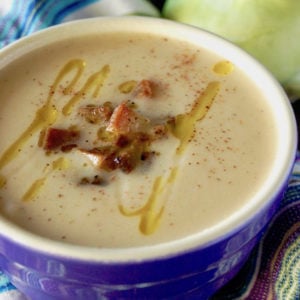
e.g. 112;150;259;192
0;32;277;247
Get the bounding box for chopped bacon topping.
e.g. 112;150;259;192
136;79;154;98
78;102;113;124
106;101;149;134
76;99;170;173
115;134;131;148
61;144;78;152
79;147;111;168
79;147;140;174
40;78;170;176
118;79;155;98
42;128;80;151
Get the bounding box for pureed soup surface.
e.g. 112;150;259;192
0;32;277;247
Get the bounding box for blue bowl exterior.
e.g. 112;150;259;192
0;177;290;300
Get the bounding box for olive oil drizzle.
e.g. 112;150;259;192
118;80;137;94
119;81;221;235
0;59;85;171
62;64;110;116
0;175;6;188
173;81;221;154
119;167;178;235
123;62;231;235
0;97;58;171
213;60;234;76
22;157;70;202
0;59;110;189
22;177;47;202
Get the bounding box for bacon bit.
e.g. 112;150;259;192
101;152;120;172
135;80;154;98
141;151;156;161
115;135;131;148
91;175;104;185
78;102;113;124
80;147;135;173
80;177;90;185
134;132;151;144
79;146;141;174
79;175;105;186
43;128;80;150
61;144;78;152
106;101;149;134
76;100;170;174
113;152;137;173
41;85;171;175
80;147;119;172
79;147;112;169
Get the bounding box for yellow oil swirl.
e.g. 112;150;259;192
0;100;57;172
213;60;234;76
62;64;110;116
0;59;85;172
0;59;110;190
118;80;137;94
119;167;178;235
172;81;220;154
22;157;70;202
119;81;221;235
22;178;46;202
0;175;6;188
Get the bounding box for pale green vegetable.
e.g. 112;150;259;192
163;0;300;99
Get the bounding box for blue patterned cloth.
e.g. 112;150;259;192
0;0;96;48
0;1;299;299
0;0;159;48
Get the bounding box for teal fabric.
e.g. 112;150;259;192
0;0;99;48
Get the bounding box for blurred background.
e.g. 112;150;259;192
150;0;165;10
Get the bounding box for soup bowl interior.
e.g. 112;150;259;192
0;16;297;300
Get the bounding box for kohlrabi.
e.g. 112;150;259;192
163;0;300;100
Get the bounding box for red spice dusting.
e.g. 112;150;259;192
136;79;154;98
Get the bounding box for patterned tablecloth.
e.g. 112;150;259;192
0;1;299;299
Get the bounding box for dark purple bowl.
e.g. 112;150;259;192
0;17;297;299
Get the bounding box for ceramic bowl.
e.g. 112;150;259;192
0;17;297;300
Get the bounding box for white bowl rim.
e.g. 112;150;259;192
0;16;297;262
